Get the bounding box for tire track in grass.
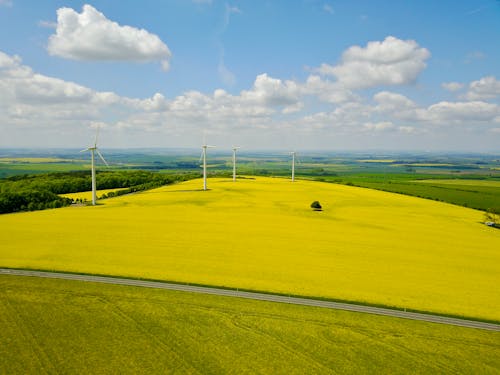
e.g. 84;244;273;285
100;298;201;374
1;296;55;374
229;312;335;373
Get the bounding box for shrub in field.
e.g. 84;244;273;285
484;208;500;227
310;201;322;211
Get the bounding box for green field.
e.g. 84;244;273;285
1;275;499;374
313;174;500;211
1;177;499;321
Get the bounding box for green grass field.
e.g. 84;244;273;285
1;177;499;321
314;175;500;211
1;275;499;374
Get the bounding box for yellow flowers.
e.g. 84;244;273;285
1;177;499;320
60;188;125;201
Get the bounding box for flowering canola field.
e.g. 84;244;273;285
1;177;499;321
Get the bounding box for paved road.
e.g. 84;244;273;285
1;268;499;332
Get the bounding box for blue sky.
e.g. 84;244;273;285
0;0;499;151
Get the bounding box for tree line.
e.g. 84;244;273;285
0;170;199;214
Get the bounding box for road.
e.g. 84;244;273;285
1;268;499;332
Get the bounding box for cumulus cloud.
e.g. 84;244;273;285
2;48;499;149
363;121;394;131
47;4;171;69
303;75;359;104
373;91;416;112
442;82;464;92
464;76;500;100
426;101;500;123
241;73;300;106
316;36;430;89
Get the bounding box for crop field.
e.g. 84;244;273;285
1;177;499;321
316;175;500;211
60;188;127;202
1;275;499;374
416;179;500;187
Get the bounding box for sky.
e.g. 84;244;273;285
0;0;499;151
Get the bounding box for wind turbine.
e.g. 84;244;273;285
80;128;109;205
232;146;240;182
290;151;296;182
200;142;216;190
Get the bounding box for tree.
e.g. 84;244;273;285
484;208;500;227
310;201;322;211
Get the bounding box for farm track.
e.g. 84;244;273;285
1;268;499;332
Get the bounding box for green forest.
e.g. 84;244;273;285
0;170;199;214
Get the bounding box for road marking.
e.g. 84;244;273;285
1;268;499;332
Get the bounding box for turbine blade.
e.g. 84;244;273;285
80;148;89;153
199;151;204;163
94;127;100;147
96;148;109;166
206;145;216;148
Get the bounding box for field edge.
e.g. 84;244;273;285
2;266;499;327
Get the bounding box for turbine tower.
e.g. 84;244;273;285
290;151;296;182
200;143;216;190
81;129;108;205
232;146;240;182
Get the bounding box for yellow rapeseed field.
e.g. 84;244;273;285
60;188;126;201
1;177;499;320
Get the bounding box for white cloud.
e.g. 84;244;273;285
218;61;236;86
316;36;430;89
282;102;304;114
241;73;300;106
216;4;241;86
363;121;394;131
323;4;334;14
47;4;171;69
426;101;500;123
441;82;464;92
1;49;499;150
373;91;416;112
465;76;500;100
398;126;416;133
303;75;359;104
465;51;486;64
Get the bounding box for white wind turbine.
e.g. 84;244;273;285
200;141;216;191
232;146;240;182
290;151;296;182
80;128;109;205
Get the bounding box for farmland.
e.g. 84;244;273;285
1;150;499;211
60;188;127;202
1;275;499;374
1;177;499;321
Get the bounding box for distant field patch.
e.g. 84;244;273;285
415;179;500;187
357;159;395;163
0;157;79;163
404;163;454;167
1;177;499;321
1;275;499;374
60;188;127;201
